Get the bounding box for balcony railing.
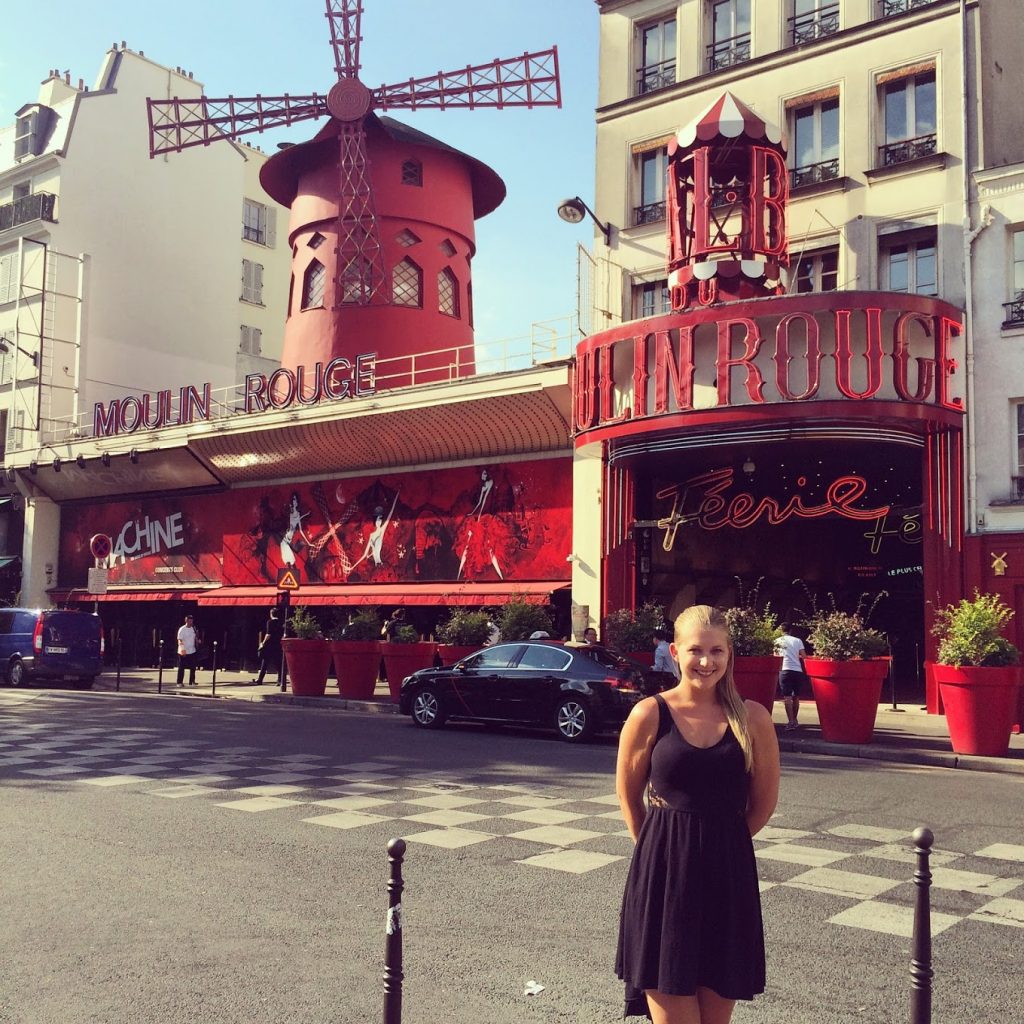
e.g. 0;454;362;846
707;32;751;72
635;59;676;96
1011;477;1024;503
878;133;937;167
1003;292;1024;329
0;192;57;232
880;0;939;17
789;2;840;44
790;158;841;189
633;200;666;226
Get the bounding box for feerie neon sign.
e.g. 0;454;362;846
655;467;891;551
93;354;376;437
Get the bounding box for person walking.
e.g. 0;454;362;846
615;605;780;1022
775;624;808;732
175;615;199;687
251;607;284;685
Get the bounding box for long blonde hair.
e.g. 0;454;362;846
673;604;753;771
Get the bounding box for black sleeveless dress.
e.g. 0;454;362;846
615;694;765;1018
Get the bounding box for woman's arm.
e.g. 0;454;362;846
616;698;659;842
744;700;781;837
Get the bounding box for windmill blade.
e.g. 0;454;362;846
326;0;363;79
373;47;562;111
335;121;388;306
148;93;329;156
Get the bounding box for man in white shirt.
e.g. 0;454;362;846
176;615;198;687
652;627;680;682
775;625;807;731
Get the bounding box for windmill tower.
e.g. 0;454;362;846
148;1;561;383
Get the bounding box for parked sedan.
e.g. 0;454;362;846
398;640;651;742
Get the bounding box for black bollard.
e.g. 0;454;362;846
157;638;165;693
910;826;934;1024
116;635;122;692
383;838;407;1024
211;640;219;694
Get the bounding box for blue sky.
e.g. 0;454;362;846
0;0;599;345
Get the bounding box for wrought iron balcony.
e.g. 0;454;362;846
1002;292;1024;329
790;2;840;44
790;158;841;189
0;192;57;232
878;133;937;167
633;200;666;226
635;59;676;96
707;33;751;73
880;0;939;17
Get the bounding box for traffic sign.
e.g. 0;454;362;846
87;567;109;594
277;567;301;590
90;533;112;560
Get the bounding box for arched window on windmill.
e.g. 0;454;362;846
393;257;423;308
438;267;460;318
301;259;326;310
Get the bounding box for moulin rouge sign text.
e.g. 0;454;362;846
93;354;377;437
574;305;963;433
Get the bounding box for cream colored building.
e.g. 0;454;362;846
568;0;1024;624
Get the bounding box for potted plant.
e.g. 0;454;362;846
494;598;553;641
931;591;1021;757
800;590;889;744
603;602;665;665
281;606;332;697
328;608;382;700
436;608;493;665
380;620;438;701
724;579;783;713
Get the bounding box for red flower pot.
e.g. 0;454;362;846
329;640;381;699
733;655;782;714
381;642;439;701
281;638;332;697
804;657;889;744
934;664;1022;757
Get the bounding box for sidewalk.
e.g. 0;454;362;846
91;668;1024;776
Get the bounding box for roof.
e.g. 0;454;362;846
674;92;784;152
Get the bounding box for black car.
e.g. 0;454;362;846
398;640;651;743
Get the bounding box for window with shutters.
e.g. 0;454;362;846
438;268;459;317
241;259;264;304
239;325;263;354
243;199;276;246
393;258;422;308
302;260;326;310
0;252;19;305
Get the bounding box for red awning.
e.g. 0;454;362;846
195;581;569;608
54;589;207;603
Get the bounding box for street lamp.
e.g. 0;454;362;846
556;196;613;244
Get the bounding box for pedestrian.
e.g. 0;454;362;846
775;623;808;732
583;626;599;645
382;608;407;641
175;614;198;687
652;626;680;681
251;607;284;685
615;604;780;1022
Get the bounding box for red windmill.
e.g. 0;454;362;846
147;1;561;316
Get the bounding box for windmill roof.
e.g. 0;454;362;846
259;113;506;218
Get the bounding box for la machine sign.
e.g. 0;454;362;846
93;354;377;437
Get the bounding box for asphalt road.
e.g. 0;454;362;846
0;689;1021;1024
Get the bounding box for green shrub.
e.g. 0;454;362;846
436;609;493;647
932;591;1020;667
328;608;382;641
798;587;888;661
389;623;420;644
495;599;553;642
287;606;323;640
603;602;665;652
725;577;783;656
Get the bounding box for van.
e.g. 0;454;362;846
0;608;104;689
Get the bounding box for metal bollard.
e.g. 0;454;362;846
211;640;219;694
383;838;407;1024
910;826;934;1024
116;635;122;692
157;638;165;693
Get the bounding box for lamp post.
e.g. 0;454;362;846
556;196;613;245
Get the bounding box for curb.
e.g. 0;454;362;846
778;737;1024;775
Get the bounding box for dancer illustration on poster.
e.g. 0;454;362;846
280;492;312;568
457;468;512;580
350;490;400;573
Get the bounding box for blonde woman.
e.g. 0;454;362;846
615;605;780;1024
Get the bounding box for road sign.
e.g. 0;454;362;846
87;567;109;594
277;567;300;590
89;533;112;560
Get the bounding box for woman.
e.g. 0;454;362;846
615;605;780;1023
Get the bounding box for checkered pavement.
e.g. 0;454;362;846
1;718;1022;933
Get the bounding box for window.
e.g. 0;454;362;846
1003;229;1024;327
340;258;373;304
790;247;839;293
790;98;840;188
396;229;420;248
241;259;264;304
466;645;522;670
880;229;937;295
301;260;326;310
880;69;936;166
239;325;262;355
1014;404;1024;499
439;239;457;258
0;252;19;304
438;268;460;317
14;113;36;160
790;0;840;43
633;279;671;318
636;15;676;95
880;0;940;17
708;0;751;72
635;148;668;226
518;645;571;671
12;182;30;201
401;159;423;186
393;257;422;307
308;231;326;249
242;199;275;246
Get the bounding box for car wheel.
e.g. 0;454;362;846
410;686;447;729
7;659;27;687
555;696;595;743
73;676;96;691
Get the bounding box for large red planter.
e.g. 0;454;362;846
804;657;889;744
733;655;782;714
381;642;439;701
329;640;380;699
436;644;478;666
282;638;332;697
934;664;1022;757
